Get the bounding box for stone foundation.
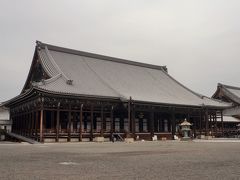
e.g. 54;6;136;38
94;137;104;142
124;138;134;143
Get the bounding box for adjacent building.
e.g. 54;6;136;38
4;41;230;142
212;83;240;131
0;103;11;132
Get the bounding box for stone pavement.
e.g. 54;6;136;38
0;141;240;180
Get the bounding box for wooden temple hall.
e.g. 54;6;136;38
5;41;231;143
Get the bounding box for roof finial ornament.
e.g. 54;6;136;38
36;40;42;45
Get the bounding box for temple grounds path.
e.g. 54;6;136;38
0;141;240;180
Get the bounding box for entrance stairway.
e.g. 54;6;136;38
6;132;40;144
112;133;124;141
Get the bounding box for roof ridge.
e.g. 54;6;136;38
36;41;168;72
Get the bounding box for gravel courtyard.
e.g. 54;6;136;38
0;141;240;180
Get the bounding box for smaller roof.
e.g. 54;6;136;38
217;116;240;123
213;83;240;104
223;106;240;116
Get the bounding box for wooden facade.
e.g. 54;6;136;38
8;91;226;142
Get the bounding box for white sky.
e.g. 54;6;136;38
0;0;240;102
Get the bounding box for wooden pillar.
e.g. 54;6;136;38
199;110;202;135
24;114;28;136
27;113;30;137
22;114;24;135
171;109;176;139
43;111;46;135
110;105;114;137
210;115;213;135
221;111;224;136
205;109;209;136
79;104;83;141
15;116;17;133
31;112;34;138
18;115;20;134
150;109;154;138
40;109;44;143
56;105;60;142
131;105;136;138
128;97;132;134
67;109;71;142
35;111;39;141
214;113;217;136
100;104;104;137
28;113;31;137
193;117;196;138
27;113;30;136
16;115;19;133
90;104;94;141
21;114;23;135
15;115;17;133
27;113;29;136
17;115;19;133
19;114;22;135
187;109;190;121
51;111;54;131
20;114;23;135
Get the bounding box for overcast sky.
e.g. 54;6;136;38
0;0;240;102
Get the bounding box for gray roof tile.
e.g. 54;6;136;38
34;42;230;108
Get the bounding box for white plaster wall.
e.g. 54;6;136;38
0;107;9;120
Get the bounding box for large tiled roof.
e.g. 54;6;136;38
21;41;229;108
